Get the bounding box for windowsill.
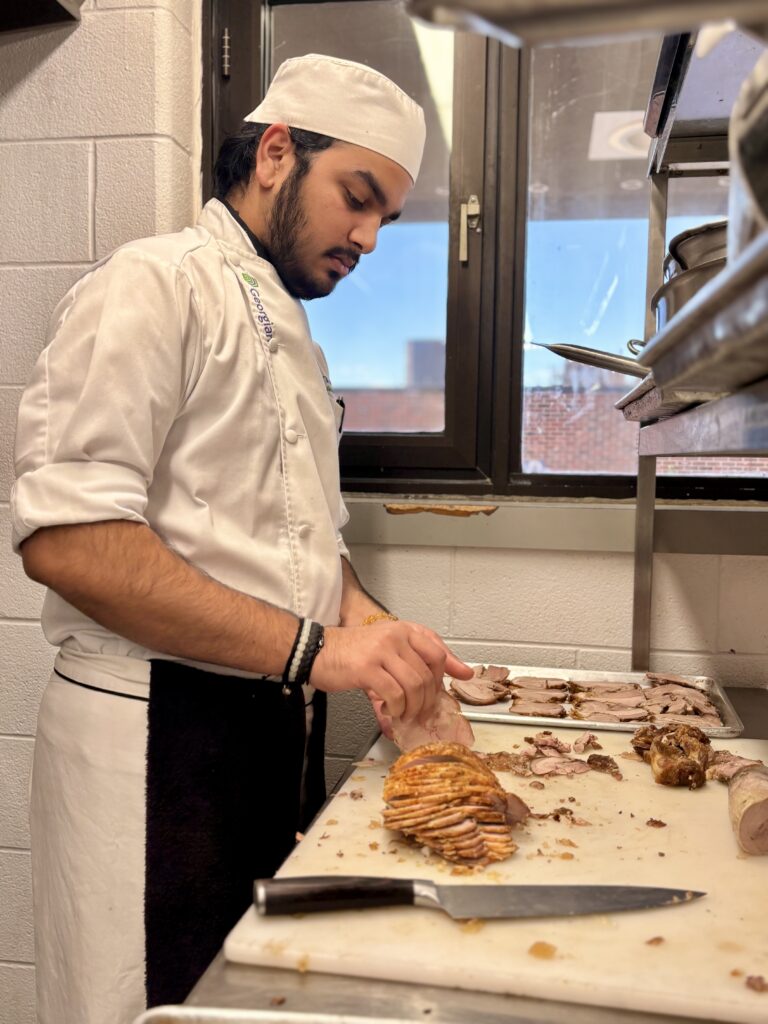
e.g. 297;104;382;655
342;494;768;555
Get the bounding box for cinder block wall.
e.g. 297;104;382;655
326;545;768;788
0;3;200;1019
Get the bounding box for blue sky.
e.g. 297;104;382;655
304;215;719;389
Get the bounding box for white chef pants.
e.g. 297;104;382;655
29;659;319;1024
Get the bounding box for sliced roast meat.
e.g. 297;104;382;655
572;702;648;722
482;665;511;683
568;680;642;693
587;753;623;781
391;689;475;752
383;741;524;865
706;749;765;783
507;688;568;703
645;672;699;689
573;691;647;708
530;756;591;776
728;764;768;855
645;684;719;716
510;676;569;690
573;732;602;754
653;713;721;729
530;731;572;754
479;751;535;776
509;702;566;718
449;679;507;706
504;792;531;825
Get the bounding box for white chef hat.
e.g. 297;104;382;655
244;53;426;183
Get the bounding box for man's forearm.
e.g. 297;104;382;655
339;555;392;626
21;521;298;675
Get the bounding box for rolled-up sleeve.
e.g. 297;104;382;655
12;249;200;552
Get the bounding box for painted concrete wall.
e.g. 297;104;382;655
0;2;201;1018
326;544;768;788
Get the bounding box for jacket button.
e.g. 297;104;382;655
268;339;278;353
284;428;299;444
297;523;311;537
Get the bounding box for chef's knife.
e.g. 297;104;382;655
254;876;704;920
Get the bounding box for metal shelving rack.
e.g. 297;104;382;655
630;30;768;669
406;1;768;671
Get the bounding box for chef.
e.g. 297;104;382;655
12;54;473;1024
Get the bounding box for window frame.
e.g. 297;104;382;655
204;0;768;504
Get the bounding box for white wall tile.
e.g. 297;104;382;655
449;641;578;670
646;651;768;688
0;852;33;962
0;11;195;152
0;738;34;849
0;625;53;736
453;548;634;647
0;964;35;1024
347;544;452;634
649;554;719;652
0;267;89;385
0;390;21;501
95;138;195;256
96;0;195;33
0;512;45;619
576;647;632;672
325;690;377;758
718;555;768;655
0;143;91;263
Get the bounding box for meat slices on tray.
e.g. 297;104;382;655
509;701;566;718
507;688;568;703
572;702;649;722
509;676;569;690
449;678;507;706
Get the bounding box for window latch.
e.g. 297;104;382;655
459;195;481;263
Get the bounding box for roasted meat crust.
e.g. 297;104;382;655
631;723;711;789
382;742;527;866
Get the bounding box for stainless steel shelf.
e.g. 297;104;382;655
638;377;768;457
406;0;768;50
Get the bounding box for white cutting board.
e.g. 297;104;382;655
225;723;768;1023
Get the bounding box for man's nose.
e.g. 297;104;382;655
349;214;379;255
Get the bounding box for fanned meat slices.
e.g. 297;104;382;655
507;688;568;703
510;676;569;690
382;742;527;865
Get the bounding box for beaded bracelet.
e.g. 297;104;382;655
362;611;399;626
282;618;325;694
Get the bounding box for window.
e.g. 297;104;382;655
207;2;768;499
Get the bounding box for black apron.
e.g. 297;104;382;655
143;660;326;1006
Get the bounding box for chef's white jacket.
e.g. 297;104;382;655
12;198;349;686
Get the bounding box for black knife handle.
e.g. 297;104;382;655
254;875;416;915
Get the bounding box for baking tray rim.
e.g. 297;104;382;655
444;664;744;738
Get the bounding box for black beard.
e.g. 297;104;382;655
266;162;333;300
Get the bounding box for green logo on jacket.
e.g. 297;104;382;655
242;272;258;287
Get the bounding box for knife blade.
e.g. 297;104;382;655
254;876;705;920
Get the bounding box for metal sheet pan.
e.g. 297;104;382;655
134;1007;414;1024
445;665;744;738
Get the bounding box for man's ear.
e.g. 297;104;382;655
254;123;295;188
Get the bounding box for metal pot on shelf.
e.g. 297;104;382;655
651;257;727;332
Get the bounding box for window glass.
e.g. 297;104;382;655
520;41;767;480
521;40;658;475
270;0;452;433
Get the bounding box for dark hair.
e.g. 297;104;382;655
213;122;336;200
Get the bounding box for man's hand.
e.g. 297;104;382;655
309;620;473;721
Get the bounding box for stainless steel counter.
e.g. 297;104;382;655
184;685;767;1024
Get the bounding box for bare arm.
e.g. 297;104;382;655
339;555;391;626
21;520;297;676
22;521;473;719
